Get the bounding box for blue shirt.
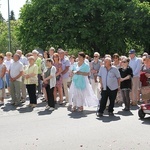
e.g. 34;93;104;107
129;57;141;77
98;65;120;90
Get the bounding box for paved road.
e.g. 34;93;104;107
0;96;150;150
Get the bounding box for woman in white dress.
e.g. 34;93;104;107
68;52;98;112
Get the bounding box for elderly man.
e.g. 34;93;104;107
129;49;141;105
59;49;70;103
9;54;23;106
16;50;28;103
97;57;120;117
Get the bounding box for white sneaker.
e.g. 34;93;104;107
49;107;55;111
45;105;50;110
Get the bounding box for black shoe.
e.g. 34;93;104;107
108;112;114;116
97;112;103;117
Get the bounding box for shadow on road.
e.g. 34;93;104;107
36;102;46;108
116;111;133;116
1;103;22;112
68;110;96;119
17;107;34;113
139;116;150;125
96;115;121;123
37;110;53;116
130;105;140;110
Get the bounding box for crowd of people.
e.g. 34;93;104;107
0;48;150;117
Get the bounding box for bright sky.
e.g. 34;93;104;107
0;0;26;20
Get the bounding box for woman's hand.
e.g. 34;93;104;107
120;78;124;82
76;71;82;75
43;79;48;84
25;74;30;79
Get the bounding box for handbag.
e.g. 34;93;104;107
56;75;61;81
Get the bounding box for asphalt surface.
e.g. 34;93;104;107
0;96;150;150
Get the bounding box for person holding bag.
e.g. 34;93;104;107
24;56;38;108
43;58;56;110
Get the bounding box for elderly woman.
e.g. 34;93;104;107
43;58;56;110
68;52;98;112
24;56;38;108
0;54;6;105
119;57;133;111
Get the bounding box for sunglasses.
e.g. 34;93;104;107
94;56;98;58
122;61;127;63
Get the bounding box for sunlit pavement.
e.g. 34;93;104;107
0;96;150;150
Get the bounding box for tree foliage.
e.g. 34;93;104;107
10;10;16;21
18;0;150;55
0;20;21;54
0;12;5;22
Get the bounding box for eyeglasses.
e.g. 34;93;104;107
122;61;127;63
94;56;98;58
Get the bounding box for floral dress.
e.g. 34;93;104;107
53;63;63;87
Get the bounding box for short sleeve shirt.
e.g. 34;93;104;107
98;65;120;90
9;61;23;82
61;58;70;79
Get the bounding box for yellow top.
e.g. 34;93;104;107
24;64;38;85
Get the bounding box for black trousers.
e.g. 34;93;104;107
99;87;118;113
26;84;37;104
121;89;130;109
46;85;55;108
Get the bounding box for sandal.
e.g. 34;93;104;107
77;107;83;112
71;106;77;112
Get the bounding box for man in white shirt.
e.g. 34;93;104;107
16;50;28;103
9;54;23;106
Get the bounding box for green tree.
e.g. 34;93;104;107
0;20;21;53
18;0;150;55
9;10;16;21
0;13;5;22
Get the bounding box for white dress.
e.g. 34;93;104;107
69;63;99;107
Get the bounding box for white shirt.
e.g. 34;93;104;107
9;61;23;82
4;59;13;72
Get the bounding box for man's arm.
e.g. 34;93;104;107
62;66;69;75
